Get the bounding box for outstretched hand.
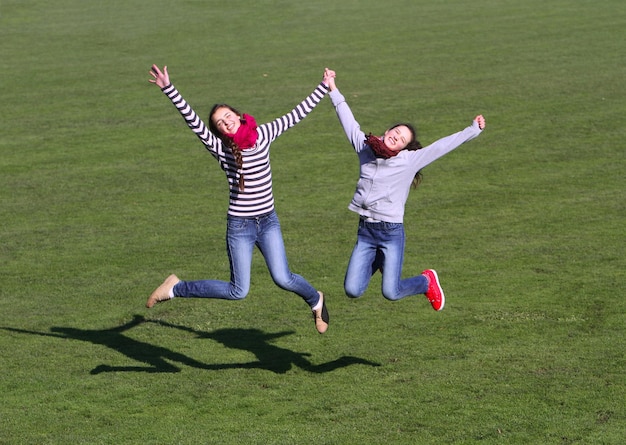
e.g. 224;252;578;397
474;114;485;130
323;67;336;91
149;64;170;89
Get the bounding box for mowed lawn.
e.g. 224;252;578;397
1;0;624;444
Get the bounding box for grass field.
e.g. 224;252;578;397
1;0;624;443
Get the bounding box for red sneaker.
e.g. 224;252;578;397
422;269;445;311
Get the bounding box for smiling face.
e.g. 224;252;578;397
382;125;413;152
211;106;242;136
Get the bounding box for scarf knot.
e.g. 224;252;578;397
365;133;399;159
227;114;258;150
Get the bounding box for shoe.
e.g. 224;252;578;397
422;269;445;311
146;274;180;308
312;291;329;334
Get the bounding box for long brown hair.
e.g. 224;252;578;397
389;122;423;188
209;104;245;191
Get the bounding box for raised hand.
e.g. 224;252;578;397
323;67;336;91
149;64;170;89
474;114;485;130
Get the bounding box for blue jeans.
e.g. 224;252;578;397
344;219;428;300
173;211;320;308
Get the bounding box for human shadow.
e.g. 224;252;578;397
2;315;202;374
148;319;381;374
2;315;380;374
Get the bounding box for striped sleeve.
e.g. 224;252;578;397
258;82;329;142
161;84;222;156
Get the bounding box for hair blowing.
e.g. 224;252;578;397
209;104;245;191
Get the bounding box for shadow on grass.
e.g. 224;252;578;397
1;315;380;375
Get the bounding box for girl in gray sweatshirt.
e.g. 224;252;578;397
325;69;485;311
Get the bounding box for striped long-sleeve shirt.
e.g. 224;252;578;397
161;82;329;217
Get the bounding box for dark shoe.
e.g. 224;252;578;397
422;269;445;311
312;291;329;334
146;274;180;308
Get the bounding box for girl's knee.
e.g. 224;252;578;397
229;285;249;300
381;286;401;301
272;273;296;291
381;291;400;301
344;284;364;299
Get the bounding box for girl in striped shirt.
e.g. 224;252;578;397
146;65;330;334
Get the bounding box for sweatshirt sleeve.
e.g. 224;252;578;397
329;88;366;153
410;120;483;170
161;83;222;155
258;82;329;143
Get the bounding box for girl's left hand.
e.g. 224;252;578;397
474;114;485;130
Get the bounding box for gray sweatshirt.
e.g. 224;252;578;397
330;88;483;223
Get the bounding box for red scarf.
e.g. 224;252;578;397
365;133;400;159
226;114;258;150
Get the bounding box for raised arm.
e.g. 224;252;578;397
148;64;221;153
258;68;331;142
327;74;367;153
409;116;486;170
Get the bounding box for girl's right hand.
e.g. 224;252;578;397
323;67;336;90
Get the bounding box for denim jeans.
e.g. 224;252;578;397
344;219;428;300
173;211;320;308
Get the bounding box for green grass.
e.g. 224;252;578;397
1;0;624;443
